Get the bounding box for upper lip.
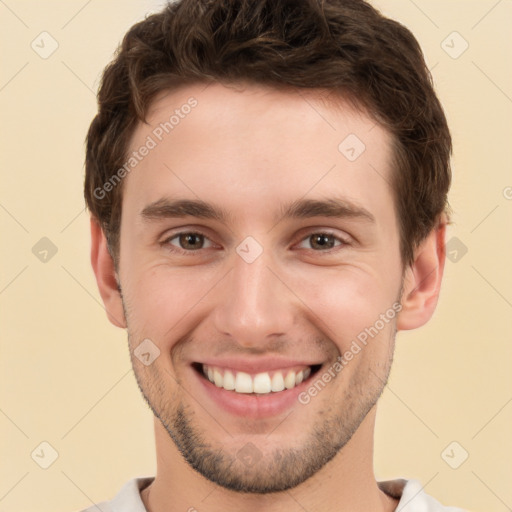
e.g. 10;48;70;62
194;357;322;374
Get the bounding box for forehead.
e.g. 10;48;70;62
123;81;395;228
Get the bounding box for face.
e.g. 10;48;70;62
113;82;405;492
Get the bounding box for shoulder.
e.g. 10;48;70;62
79;500;112;512
76;476;154;512
379;478;468;511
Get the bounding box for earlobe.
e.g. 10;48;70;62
90;217;127;329
396;221;446;331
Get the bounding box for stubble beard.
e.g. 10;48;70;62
127;328;396;494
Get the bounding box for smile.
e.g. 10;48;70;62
197;363;322;394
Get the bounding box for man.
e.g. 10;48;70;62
82;0;465;510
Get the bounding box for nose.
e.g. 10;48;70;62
212;247;297;349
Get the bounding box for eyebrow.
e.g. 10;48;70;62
140;197;375;224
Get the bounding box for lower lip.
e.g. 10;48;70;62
192;367;318;419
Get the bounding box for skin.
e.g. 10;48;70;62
91;82;446;512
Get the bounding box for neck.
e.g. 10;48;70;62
141;408;398;512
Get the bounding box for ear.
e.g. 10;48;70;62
90;216;127;328
396;220;446;331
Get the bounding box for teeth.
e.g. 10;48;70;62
284;370;296;389
235;371;253;393
253;373;272;394
271;372;285;392
202;364;313;394
223;370;235;390
213;369;223;387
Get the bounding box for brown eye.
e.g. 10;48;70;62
166;232;214;252
297;232;345;251
310;233;336;250
179;233;203;250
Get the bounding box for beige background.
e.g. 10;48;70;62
0;1;511;511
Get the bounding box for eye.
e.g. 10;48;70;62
161;230;349;255
164;232;215;253
296;232;347;251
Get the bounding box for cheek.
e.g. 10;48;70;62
291;264;400;351
121;263;210;343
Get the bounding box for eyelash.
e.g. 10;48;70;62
161;230;350;256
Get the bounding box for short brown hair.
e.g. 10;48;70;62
84;0;451;267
